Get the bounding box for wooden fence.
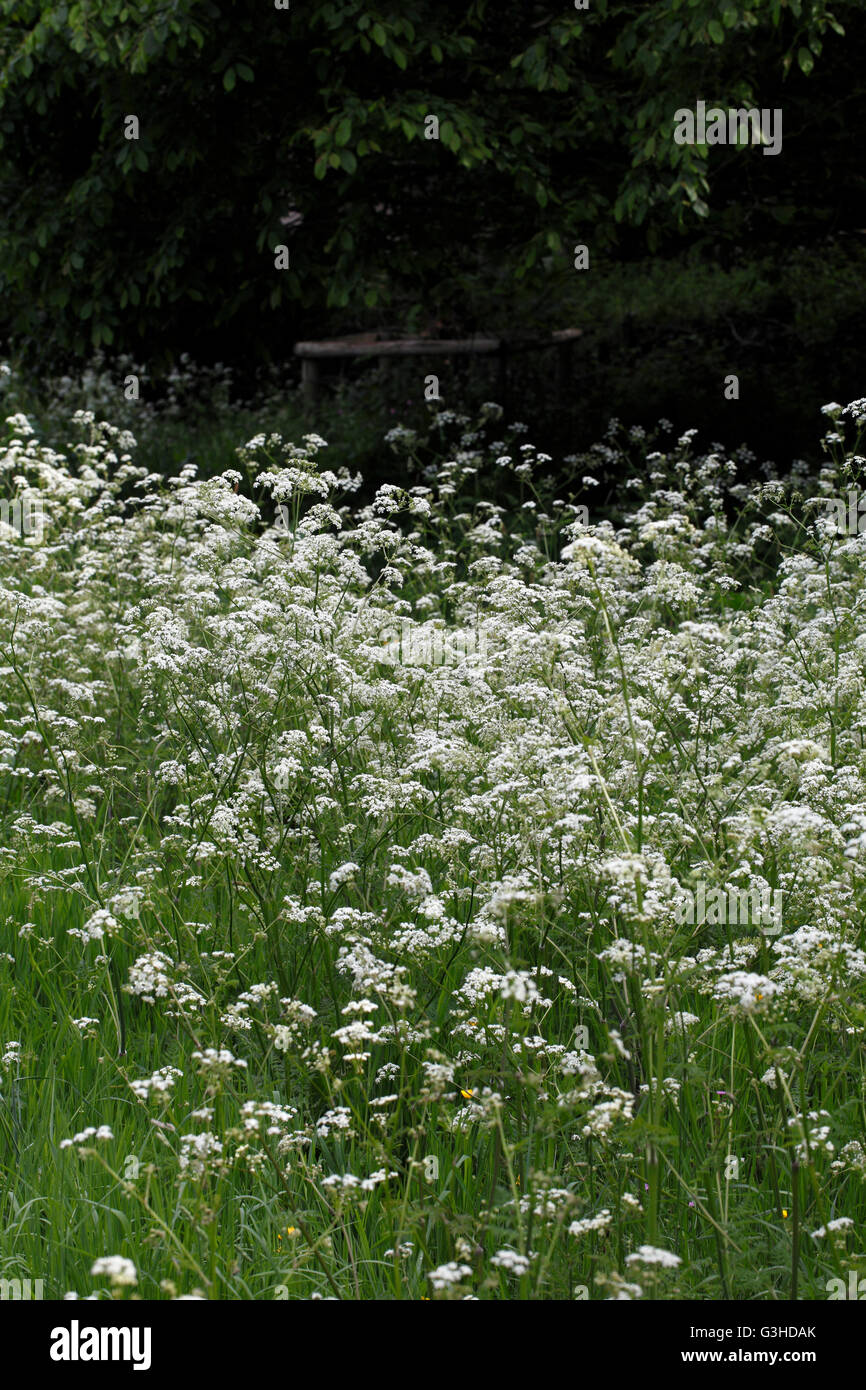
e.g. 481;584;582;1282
293;328;582;403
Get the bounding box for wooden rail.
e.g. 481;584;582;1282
295;335;502;358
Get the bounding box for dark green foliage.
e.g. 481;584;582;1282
0;1;861;369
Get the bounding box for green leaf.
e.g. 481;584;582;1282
797;46;814;74
223;66;236;91
372;23;386;47
335;118;352;146
707;20;725;44
339;148;357;174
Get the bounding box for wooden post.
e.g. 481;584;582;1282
301;357;319;403
556;339;574;406
551;328;582;409
497;343;508;411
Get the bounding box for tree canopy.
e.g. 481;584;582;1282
0;0;860;368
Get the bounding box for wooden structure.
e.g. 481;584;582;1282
293;328;582;403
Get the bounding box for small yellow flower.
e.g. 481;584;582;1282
460;1088;473;1099
782;1209;788;1218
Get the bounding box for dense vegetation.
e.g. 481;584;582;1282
1;2;864;1307
1;0;862;378
2;380;866;1299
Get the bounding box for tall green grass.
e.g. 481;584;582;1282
1;385;865;1300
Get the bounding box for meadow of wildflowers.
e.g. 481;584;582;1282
2;378;866;1302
